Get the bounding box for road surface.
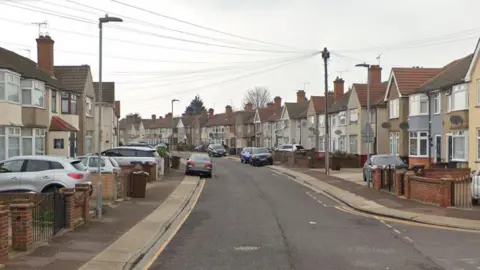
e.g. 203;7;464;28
149;155;480;270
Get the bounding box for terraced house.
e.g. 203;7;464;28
265;97;283;148
235;103;255;148
93;82;120;151
306;93;334;151
383;67;442;165
466;39;480;170
205;106;237;149
277;91;309;145
0;34;96;159
253;101;278;149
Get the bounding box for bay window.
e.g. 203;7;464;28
7;127;20;158
477;129;480;160
22;128;33;155
0;128;4;161
389;99;399;119
409;131;428;157
349;109;358;123
389;132;399;155
339;135;346;151
448;130;467;161
339;111;346;125
447;84;468;112
318;136;324;152
21;80;45;108
86;97;93;117
61;92;78;114
409;94;428;116
0;72;21;103
20;128;45;156
349;135;358;153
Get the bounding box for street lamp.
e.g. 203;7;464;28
355;63;372;187
171;99;179;152
97;14;122;219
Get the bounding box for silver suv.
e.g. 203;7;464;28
0;156;93;193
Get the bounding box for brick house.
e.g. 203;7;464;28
236;103;255;148
205;106;237;148
466;39;480;170
93;82;120;150
277;91;309;145
253;102;278;148
305;93;334;151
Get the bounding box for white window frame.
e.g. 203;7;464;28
432;92;441;114
21;80;45;108
389;132;399;155
409;131;429;157
349;135;357;153
318;136;324;152
318;115;325;127
339;135;346;151
389;98;399;119
349;109;358;123
4;127;21;159
448;130;468;161
331;115;337;127
1;71;21;103
339;111;346;126
409;94;428;116
86;97;93;117
34;129;45;155
447;84;468;112
22;128;33;156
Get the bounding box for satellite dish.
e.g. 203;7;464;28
381;122;391;129
449;115;464;125
334;130;342;135
399;122;409;130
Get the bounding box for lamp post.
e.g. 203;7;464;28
171;99;179;152
355;63;372;187
97;14;122;219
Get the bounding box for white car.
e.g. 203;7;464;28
101;146;162;178
276;144;305;152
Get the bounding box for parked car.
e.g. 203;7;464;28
277;144;305;153
101;146;161;178
207;144;226;157
78;156;121;176
250;147;274;166
240;147;253;164
0;156;93;193
362;154;408;182
185;154;213;178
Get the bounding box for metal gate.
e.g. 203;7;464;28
31;192;67;243
53;192;67;235
380;165;395;192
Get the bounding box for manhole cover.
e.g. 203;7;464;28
234;246;260;251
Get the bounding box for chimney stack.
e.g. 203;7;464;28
333;77;345;102
208;108;214;119
296;90;306;104
274;96;282;109
368;65;382;85
36;35;55;76
244;102;253;112
151;114;156;120
267;102;274;109
165;113;172;119
225;105;233;116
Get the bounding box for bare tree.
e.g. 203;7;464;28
242;87;272;109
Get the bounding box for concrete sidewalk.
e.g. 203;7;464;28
270;165;480;231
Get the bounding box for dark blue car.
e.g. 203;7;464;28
240;147;253;164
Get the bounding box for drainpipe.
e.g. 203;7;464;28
374;107;378;154
427;93;432;167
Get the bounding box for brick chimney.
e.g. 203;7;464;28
267;102;274;109
333;77;344;102
225;105;233;116
296;90;306;104
369;65;382;85
36;34;55;76
165;113;172;119
151;114;156;120
274;96;282;109
208;108;214;119
244;102;253;112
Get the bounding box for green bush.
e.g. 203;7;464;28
157;148;169;157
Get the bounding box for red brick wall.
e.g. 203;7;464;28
408;157;430;167
423;168;470;179
407;174;451;207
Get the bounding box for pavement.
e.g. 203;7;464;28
146;155;480;270
3;166;187;270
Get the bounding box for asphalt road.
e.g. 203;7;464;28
149;155;480;270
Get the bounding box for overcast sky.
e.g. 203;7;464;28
1;0;479;118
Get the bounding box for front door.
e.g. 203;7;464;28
69;132;77;158
435;135;442;163
447;135;453;162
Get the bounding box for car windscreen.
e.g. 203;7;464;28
212;145;224;149
244;148;252;153
88;157;106;167
71;160;87;171
283;145;293;149
253;148;269;154
191;155;210;162
137;150;159;157
372;156;404;166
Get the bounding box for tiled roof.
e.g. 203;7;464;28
284;102;309;119
353;82;388;107
181;115;197;126
53;65;90;94
267;106;283;122
93;82;115;104
0;47;63;89
392;67;442;95
205;112;237;126
311;94;335;114
329;90;351;113
257;107;277;122
237;111;255;124
49;116;78;132
417;54;474;93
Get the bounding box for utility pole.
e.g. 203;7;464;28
322;47;330;175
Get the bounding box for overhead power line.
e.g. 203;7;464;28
3;1;309;54
111;0;309;52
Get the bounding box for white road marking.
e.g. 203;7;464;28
271;173;280;178
393;229;401;234
309;221;316;225
306;192;327;207
234;246;259;251
385;224;392;228
404;236;413;243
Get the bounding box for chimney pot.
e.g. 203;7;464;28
244;102;253;112
333;77;345;102
225;105;233;115
208;108;214;119
296;90;306;104
36;35;55;76
274;96;282;109
368;65;382;85
151;114;156;120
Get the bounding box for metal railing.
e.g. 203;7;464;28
32;192;66;243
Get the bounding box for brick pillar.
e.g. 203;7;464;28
439;177;453;208
395;170;404;196
75;184;91;222
0;205;9;260
10;199;34;251
404;171;414;200
61;188;75;229
373;168;381;190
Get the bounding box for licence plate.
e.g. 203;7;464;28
197;164;205;167
260;158;267;161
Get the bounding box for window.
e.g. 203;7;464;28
0;127;4;161
349;109;358;123
389;132;399;155
35;129;45;155
7;127;20;158
21;80;45;108
318;136;324;152
3;73;20;103
0;160;23;173
61;93;78;114
339;135;346;151
339;112;346;125
25;160;50;172
349;135;358;153
318;115;325;127
22;128;33;155
86;97;93;117
51;90;57;113
409;94;428;116
447;84;468;112
370;110;376;123
429;92;440;114
296;120;301;129
449;131;467;161
409;131;428;157
389;99;399;119
331;115;336;127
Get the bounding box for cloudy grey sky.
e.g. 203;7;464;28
1;0;479;118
